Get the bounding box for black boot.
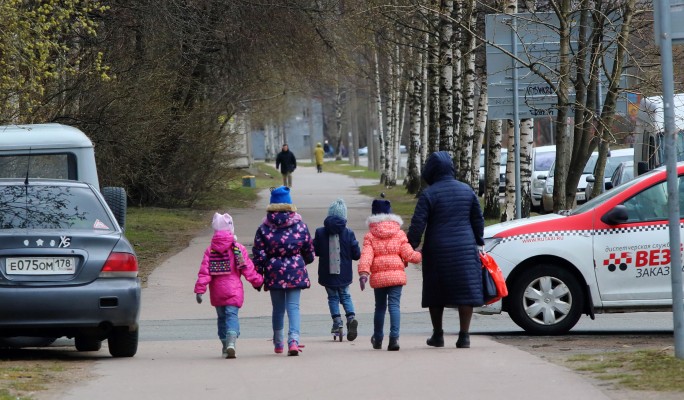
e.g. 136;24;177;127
426;329;444;347
456;331;470;348
371;336;382;350
387;337;400;351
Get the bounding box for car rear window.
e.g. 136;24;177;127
0;185;115;230
0;154;76;180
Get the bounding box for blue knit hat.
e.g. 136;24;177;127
328;198;347;219
267;186;297;212
270;186;292;204
371;199;392;215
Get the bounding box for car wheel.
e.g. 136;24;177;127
75;336;102;352
108;327;138;358
102;187;127;230
507;265;583;335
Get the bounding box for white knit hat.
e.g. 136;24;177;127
211;212;234;233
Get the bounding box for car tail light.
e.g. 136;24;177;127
99;252;139;278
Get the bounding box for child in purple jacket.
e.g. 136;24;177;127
194;213;264;359
252;186;315;356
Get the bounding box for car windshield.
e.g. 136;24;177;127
570;169;657;215
0;185;115;230
603;155;633;177
534;152;555;171
0;154;75;180
583;154;598;174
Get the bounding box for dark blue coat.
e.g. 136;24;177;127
313;216;361;287
407;151;485;307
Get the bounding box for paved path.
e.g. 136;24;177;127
47;165;611;400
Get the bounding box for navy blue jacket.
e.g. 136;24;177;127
407;151;485;307
313;216;361;287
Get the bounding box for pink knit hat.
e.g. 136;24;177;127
211;212;234;233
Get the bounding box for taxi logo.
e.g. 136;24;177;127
603;252;631;272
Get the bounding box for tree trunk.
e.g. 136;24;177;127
484;120;503;219
458;0;476;190
428;4;441;154
438;0;454;155
407;39;423;194
472;73;488;193
502;120;516;221
374;44;386;179
451;0;464;166
552;0;573;212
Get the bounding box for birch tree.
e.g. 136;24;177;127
438;0;455;155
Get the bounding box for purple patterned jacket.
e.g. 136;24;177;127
252;209;314;291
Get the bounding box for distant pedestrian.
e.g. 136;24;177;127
407;151;485;349
314;142;325;173
194;212;264;359
252;186;315;356
275;143;297;187
313;199;361;341
358;199;422;351
324;140;333;157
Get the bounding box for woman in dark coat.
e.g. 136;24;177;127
407;151;485;349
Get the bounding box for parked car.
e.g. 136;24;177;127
0;123;127;229
481;163;684;334
584;148;634;201
478;149;508;195
530;146;556;211
541;153;598;212
358;146;368;156
0;179;140;356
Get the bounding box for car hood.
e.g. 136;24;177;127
484;213;565;238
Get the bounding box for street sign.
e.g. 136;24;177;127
654;0;684;46
486;12;624;120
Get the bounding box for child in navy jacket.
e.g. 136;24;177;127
313;198;361;341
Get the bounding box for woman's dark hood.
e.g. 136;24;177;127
421;151;455;185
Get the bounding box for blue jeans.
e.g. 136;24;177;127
216;305;240;340
325;286;355;319
373;286;402;340
270;289;301;345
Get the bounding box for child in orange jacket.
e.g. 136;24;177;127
358;199;422;351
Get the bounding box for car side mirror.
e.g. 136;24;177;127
586;175;595;183
601;205;628;225
637;161;649;176
605;181;613;190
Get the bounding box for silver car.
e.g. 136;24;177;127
0;179;140;357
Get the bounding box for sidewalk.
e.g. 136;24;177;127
53;165;610;400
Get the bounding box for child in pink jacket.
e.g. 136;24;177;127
194;213;264;359
358;199;422;351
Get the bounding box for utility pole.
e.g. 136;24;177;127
654;0;684;359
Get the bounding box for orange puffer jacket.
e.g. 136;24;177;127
358;214;422;289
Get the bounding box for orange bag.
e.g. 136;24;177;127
480;252;508;305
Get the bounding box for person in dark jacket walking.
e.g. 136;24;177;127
407;151;485;349
275;143;297;187
313;199;361;341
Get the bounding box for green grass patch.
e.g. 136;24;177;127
568;349;684;392
0;362;68;399
126;207;209;285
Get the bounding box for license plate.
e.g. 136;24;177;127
6;257;76;275
576;192;586;202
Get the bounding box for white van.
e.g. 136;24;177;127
634;94;684;175
0;123;127;228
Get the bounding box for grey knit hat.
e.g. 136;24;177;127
328;198;347;219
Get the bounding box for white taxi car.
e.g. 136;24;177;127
482;163;684;335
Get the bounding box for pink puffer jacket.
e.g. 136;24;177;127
358;214;422;289
194;230;263;307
